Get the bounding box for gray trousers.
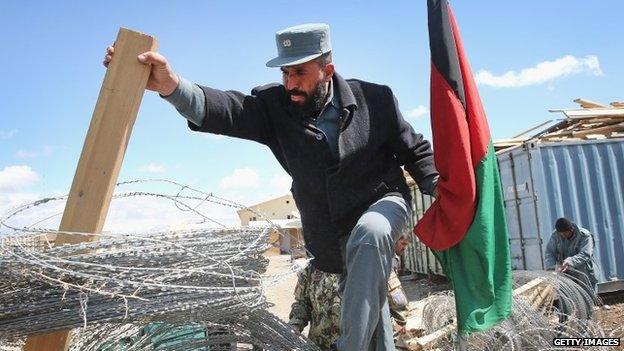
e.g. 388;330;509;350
336;195;410;351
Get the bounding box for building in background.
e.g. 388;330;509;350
237;195;298;226
237;194;304;256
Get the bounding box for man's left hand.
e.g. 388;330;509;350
561;259;570;273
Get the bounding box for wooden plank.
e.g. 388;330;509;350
611;102;624;108
571;122;624;138
531;285;555;310
573;98;607;108
563;109;624;119
570;117;623;124
584;134;606;140
404;322;456;351
512;278;543;297
525;283;543;305
404;296;438;332
22;28;157;351
493;137;528;144
511;120;554;138
543;137;584;142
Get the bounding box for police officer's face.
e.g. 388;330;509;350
281;60;334;108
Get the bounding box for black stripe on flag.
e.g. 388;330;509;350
428;0;466;107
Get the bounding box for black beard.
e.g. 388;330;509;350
288;81;328;118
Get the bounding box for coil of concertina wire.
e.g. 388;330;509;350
419;270;620;351
0;179;320;350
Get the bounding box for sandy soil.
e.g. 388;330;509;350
263;254;300;321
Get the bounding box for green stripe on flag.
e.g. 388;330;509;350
435;142;512;335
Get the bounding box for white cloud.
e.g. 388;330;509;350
0;178;245;233
474;55;603;88
103;195;240;232
0;192;59;229
16;150;38;159
219;167;261;191
42;146;56;156
138;163;166;174
16;146;57;159
0;192;239;234
0;165;41;191
0;166;42;221
405;105;429;119
0;129;17;140
211;170;292;218
269;173;292;194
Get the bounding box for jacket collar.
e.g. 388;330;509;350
332;72;357;110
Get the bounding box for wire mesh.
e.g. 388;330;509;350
0;179;319;350
419;270;616;350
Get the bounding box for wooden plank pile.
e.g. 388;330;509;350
538;116;624;142
493;98;624;152
539;99;624;142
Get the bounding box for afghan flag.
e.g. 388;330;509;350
413;0;512;336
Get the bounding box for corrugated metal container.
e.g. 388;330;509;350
498;138;624;292
403;138;624;293
403;187;443;276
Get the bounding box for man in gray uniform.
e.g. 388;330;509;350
104;23;438;351
544;217;600;292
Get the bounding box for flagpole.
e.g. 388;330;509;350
456;334;468;351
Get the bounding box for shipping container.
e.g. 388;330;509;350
403;138;624;293
403;186;443;276
498;138;624;293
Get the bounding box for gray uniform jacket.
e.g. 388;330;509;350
187;73;438;273
544;224;599;288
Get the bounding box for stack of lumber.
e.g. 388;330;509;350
493;98;624;152
539;98;624;142
539;117;624;142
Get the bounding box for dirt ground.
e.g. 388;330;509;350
264;254;300;321
264;254;624;348
263;254;452;321
596;292;624;350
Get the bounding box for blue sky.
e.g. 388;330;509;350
1;1;622;226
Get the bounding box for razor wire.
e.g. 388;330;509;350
67;309;319;351
419;270;619;351
0;179;319;350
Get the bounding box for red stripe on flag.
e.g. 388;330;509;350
413;64;477;250
448;5;491;166
413;3;494;250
